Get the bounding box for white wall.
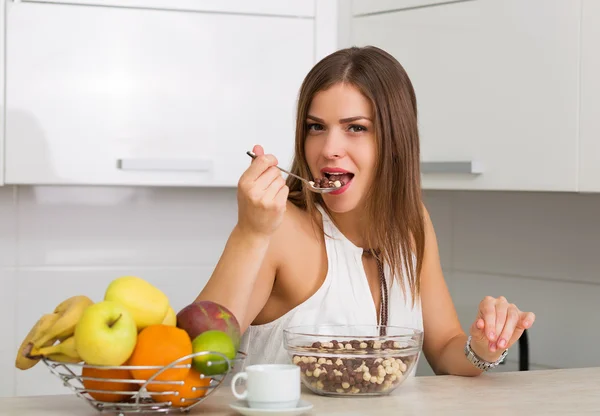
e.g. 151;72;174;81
2;185;599;396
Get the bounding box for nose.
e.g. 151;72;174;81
321;129;346;159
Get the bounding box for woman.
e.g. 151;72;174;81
196;46;535;376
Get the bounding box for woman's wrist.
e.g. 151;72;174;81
469;337;506;363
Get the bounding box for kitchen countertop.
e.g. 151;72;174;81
2;367;599;415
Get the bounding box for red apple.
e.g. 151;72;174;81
176;301;241;352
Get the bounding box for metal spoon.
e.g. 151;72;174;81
246;151;342;194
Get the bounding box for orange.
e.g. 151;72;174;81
151;369;211;408
81;364;138;403
128;324;193;391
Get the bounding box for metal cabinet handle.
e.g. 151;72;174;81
421;161;483;175
116;158;213;172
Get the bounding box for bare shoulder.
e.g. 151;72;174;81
268;201;320;256
422;203;440;250
274;200;324;278
421;203;433;227
418;202;441;274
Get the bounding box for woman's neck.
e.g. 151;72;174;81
327;207;370;249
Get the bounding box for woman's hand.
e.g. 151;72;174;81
236;144;289;238
469;296;535;362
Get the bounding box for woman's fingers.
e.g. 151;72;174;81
254;166;283;191
263;175;287;202
478;296;498;342
496;304;520;350
493;297;509;349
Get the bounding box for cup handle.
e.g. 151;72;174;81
231;372;248;400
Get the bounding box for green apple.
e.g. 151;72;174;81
191;330;236;376
104;276;169;330
74;301;137;366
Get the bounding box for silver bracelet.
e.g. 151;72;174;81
464;335;508;371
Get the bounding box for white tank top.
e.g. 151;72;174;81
239;204;424;375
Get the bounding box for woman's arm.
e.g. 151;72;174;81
195;225;276;333
419;206;482;376
420;206;535;376
195;145;289;332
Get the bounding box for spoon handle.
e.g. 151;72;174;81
246;151;310;185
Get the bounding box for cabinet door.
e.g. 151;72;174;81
5;2;314;186
580;0;600;192
352;0;581;191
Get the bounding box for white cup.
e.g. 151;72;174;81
231;364;300;409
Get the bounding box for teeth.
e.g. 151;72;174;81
325;172;345;175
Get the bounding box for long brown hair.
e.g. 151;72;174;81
286;46;425;307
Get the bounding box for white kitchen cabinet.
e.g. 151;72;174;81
352;0;581;191
5;1;315;186
579;0;600;193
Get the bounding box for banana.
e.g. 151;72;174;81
15;295;93;370
29;335;81;361
33;295;94;347
45;353;83;364
15;313;60;370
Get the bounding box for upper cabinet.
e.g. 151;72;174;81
579;0;600;193
351;0;581;192
3;0;597;192
4;0;318;187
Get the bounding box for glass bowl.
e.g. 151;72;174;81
283;325;423;397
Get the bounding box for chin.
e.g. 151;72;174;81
317;176;366;214
321;193;362;214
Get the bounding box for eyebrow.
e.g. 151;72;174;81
307;115;373;123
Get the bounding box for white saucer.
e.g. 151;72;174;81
229;399;313;416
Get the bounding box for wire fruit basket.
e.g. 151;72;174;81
43;350;247;415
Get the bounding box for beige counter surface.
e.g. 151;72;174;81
2;367;599;415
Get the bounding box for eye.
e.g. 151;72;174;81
348;124;367;133
307;123;324;132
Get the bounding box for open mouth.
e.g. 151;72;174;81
312;169;355;189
